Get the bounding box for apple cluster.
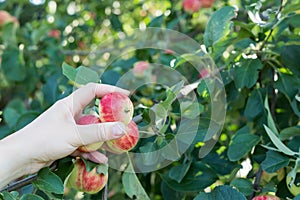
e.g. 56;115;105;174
66;92;139;194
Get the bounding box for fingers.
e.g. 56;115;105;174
76;122;126;146
71;151;108;164
65;83;130;116
81;151;108;164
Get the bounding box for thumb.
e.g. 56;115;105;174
76;122;126;146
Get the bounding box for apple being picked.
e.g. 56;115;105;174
105;120;139;154
76;115;103;152
66;159;108;194
98;92;134;125
98;92;139;154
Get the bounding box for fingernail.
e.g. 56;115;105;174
112;123;126;137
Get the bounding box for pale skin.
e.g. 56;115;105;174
0;83;129;189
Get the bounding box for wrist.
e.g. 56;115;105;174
0;131;32;189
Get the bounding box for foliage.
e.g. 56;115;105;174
1;0;300;199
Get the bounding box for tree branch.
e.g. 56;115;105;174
259;0;284;51
0;162;58;193
250;166;263;199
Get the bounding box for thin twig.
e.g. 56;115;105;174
250;166;263;199
259;0;284;51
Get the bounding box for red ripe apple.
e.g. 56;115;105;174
198;69;210;79
182;0;201;13
99;92;134;125
252;195;280;200
48;29;61;40
164;49;175;55
76;115;103;152
105;120;139;154
132;61;150;78
199;0;214;8
66;159;108;194
0;10;19;27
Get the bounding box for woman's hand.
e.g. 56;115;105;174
0;83;129;188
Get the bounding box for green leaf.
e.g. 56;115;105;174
244;89;265;120
197;79;210;98
31;25;49;45
181;102;202;119
275;73;300;99
279;126;300;140
161;162;218;192
1;22;17;46
230;178;253;196
53;157;74;181
20;194;44;200
110;14;123;31
168;161;192;183
170;80;185;95
177;117;200;146
148;15;164;27
122;161;150;200
161;181;185;200
280;45;300;77
152;103;168;131
160;80;184;110
75;66;99;84
264;96;279;135
261;150;290;173
228;126;260;161
62;62;77;82
3;99;26;129
204;6;236;47
139;142;160;166
234;58;263;89
96;163;108;175
161;136;181;161
263;125;298;157
194;185;247;200
33;167;64;194
62;62;99;85
42;74;59;105
202;152;241;176
0;191;19;200
287;136;300;152
81;157;98;172
1;48;26;81
15;111;40;130
286;158;300;190
291;98;300;118
101;70;121;85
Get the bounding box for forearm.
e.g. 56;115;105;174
0;131;31;189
